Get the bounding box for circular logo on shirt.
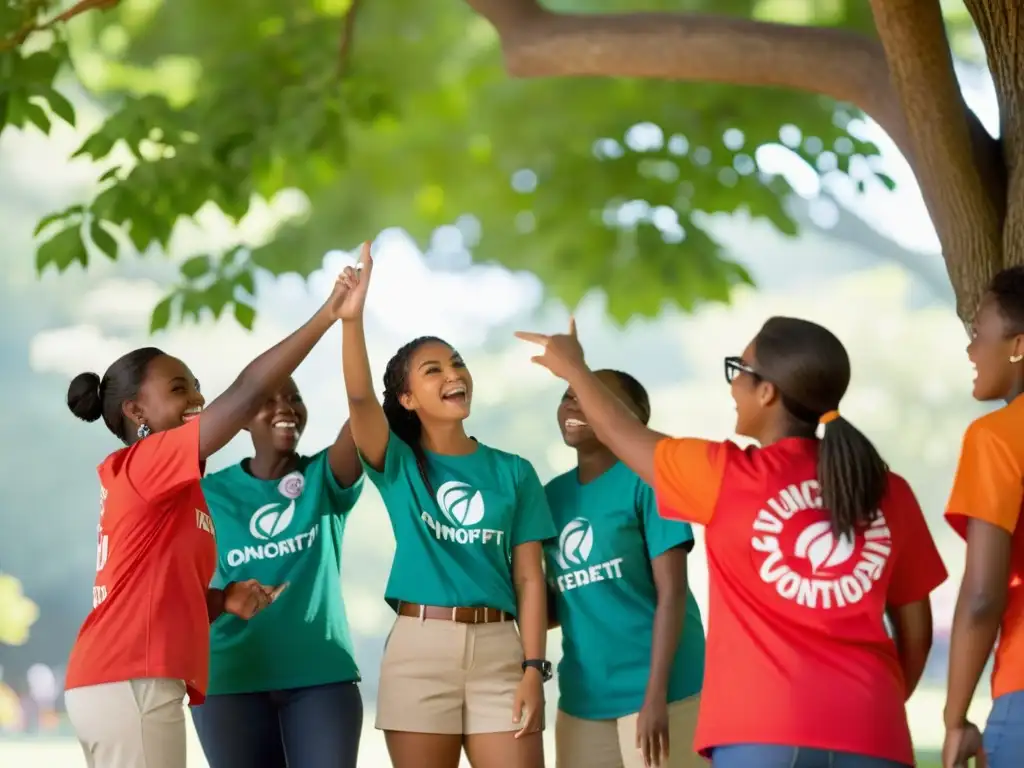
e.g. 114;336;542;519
278;471;304;500
557;517;594;568
436;481;485;527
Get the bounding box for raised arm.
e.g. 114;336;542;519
516;319;665;485
337;243;390;471
197;275;349;462
326;420;363;488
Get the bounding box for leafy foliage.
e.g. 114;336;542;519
1;0;962;329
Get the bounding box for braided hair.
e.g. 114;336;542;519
753;317;888;541
381;336;446;496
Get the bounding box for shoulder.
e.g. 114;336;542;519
475;442;536;476
201;462;244;489
965;406;1018;447
544;468;575;495
297;449;328;474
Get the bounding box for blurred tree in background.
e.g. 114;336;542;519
0;573;39;647
0;0;1009;329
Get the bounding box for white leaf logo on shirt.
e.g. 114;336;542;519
436;481;485;527
249;501;296;541
794;520;855;573
557;517;594;568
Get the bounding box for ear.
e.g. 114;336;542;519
756;380;780;408
399;392;416;412
1012;333;1024;360
121;399;144;427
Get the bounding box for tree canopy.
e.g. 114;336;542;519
0;0;1000;329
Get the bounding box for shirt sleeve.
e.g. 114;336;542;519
313;449;364;514
945;419;1023;538
124;418;203;503
653;438;728;526
637;480;694;559
887;474;948;607
511;458;558;548
358;432;415;489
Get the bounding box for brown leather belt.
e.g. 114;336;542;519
397;602;511;624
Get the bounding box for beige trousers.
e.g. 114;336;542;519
556;695;703;768
64;678;187;768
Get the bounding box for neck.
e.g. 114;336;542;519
421;421;475;455
757;420;816;448
1006;383;1024;405
576;446;617;484
248;451;299;480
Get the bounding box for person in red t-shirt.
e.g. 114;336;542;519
61;263;357;768
517;316;948;768
943;266;1024;768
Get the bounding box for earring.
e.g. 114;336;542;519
1011;355;1023;364
137;422;151;439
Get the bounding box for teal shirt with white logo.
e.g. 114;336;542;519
201;449;363;695
363;433;557;616
545;462;706;720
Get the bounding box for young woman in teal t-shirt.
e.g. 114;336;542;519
336;244;556;768
545;369;706;768
191;377;366;768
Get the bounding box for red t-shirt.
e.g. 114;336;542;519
64;419;217;705
654;436;947;764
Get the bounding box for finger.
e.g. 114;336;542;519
270;583;288;601
661;728;670;760
651;732;663;767
976;747;989;768
342;266;358;281
514;331;551;346
358;240;373;273
639;733;651;767
568;315;577;338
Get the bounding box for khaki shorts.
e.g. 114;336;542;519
64;678;186;768
376;614;537;735
556;695;702;768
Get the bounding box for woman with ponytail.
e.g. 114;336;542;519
336;244;556;768
517;316;947;768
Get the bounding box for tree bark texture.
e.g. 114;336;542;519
467;0;1019;323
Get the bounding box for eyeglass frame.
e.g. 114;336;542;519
724;355;762;385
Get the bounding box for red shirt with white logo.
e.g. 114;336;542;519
65;419;217;705
653;437;946;764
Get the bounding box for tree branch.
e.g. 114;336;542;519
465;0;914;159
336;0;362;78
1;0;119;51
869;0;1005;320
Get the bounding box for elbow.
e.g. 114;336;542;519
965;589;1006;624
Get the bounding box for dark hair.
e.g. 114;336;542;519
67;347;165;444
598;369;651;425
987;266;1024;334
753;317;888;540
381;336;446;495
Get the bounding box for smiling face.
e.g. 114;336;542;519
247;378;307;454
968;293;1024;401
399;340;473;422
123;354;205;436
557;370;638;449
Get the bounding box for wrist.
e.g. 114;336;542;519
643;683;668;705
340;316;364;328
943;707;968;729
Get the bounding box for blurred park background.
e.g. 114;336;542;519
0;0;1010;765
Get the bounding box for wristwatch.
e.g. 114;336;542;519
522;659;553;682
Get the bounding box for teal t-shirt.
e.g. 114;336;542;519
362;433;557;617
201;449;363;695
544;461;706;720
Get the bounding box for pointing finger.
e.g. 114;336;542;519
514;331;550;346
568;315;577;338
358;240;373;273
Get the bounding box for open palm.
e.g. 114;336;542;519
332;241;373;321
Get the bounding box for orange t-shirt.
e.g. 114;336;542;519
64;419;217;705
654;437;947;764
945;397;1024;699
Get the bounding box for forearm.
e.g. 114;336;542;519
892;626;929;700
564;364;664;485
944;589;1003;725
237;310;334;400
646;587;685;701
206;587;227;623
342;319;376;404
516;575;548;661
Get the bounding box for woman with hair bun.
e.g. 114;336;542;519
517;316;947;768
62;270;353;768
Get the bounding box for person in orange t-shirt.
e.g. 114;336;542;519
61;265;357;768
943;266;1024;768
517;316;947;768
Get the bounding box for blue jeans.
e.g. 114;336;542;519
711;745;909;768
191;681;363;768
985;690;1024;767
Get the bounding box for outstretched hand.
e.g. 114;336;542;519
329;241;374;321
514;317;587;382
223;580;287;620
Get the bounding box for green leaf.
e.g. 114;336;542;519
90;220;119;261
233;301;255;330
150;295;174;333
875;172;897;191
180;255;212;280
234;268;256;296
72;131;117;161
41;88;75;126
36;225;87;274
23;101;51;134
33;204;85;236
98;166;122;184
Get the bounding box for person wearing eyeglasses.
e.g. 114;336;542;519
515;316;947;768
942;266;1024;768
